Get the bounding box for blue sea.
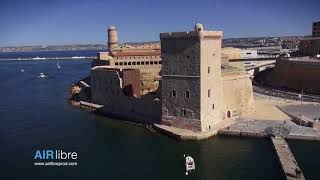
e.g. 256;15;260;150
0;51;319;180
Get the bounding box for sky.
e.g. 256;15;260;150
0;0;319;46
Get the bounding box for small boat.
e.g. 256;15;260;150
184;155;195;175
71;56;86;59
21;69;24;72
33;57;46;60
57;61;61;69
38;72;47;78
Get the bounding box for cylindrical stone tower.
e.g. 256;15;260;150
108;26;118;50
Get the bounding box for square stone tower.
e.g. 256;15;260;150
160;23;223;132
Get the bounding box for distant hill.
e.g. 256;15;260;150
0;35;308;52
0;44;108;52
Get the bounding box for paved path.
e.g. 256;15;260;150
271;137;305;180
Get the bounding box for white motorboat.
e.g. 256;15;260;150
38;72;47;78
21;69;24;72
184;155;195;175
71;56;85;59
33;57;46;60
57;61;61;69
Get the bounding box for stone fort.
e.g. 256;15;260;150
90;23;254;132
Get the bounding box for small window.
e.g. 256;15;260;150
172;90;176;97
154;61;158;65
159;61;161;64
137;61;141;65
208;67;210;74
146;61;149;65
212;104;215;110
185;91;190;99
150;61;154;65
208;89;211;98
124;62;127;65
120;62;123;65
182;109;187;117
128;62;131;65
141;62;145;65
115;62;118;65
133;62;136;65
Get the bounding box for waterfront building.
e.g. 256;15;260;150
90;24;254;132
299;21;320;56
160;23;253;131
313;21;320;37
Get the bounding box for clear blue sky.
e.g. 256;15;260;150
0;0;319;46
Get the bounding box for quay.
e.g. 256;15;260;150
218;119;320;141
271;136;305;180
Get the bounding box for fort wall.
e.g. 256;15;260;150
269;59;320;93
101;94;161;124
221;74;254;118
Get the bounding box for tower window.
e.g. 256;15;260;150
137;61;141;65
208;67;210;74
185;91;190;99
182;109;186;117
124;62;127;65
208;89;211;98
172;90;176;97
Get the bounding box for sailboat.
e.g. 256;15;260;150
57;61;61;69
